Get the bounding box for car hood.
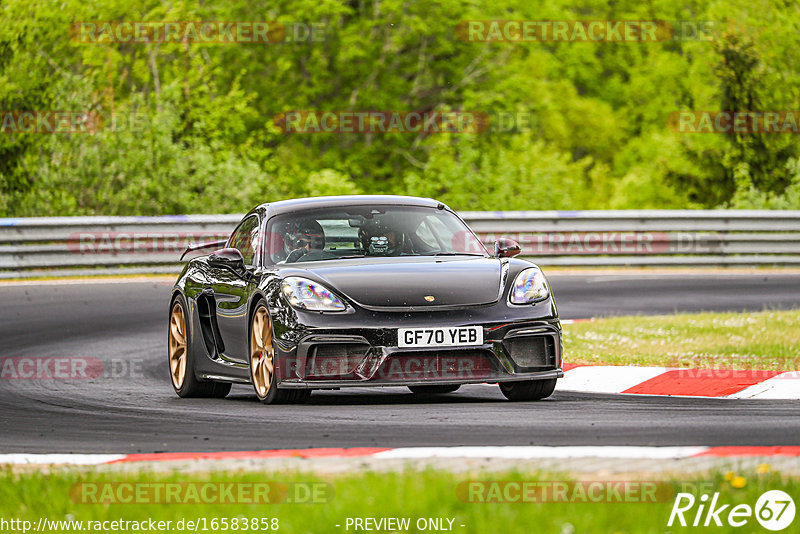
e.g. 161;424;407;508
303;256;503;308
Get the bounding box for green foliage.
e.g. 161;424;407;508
1;0;799;215
403;134;594;210
9;99;278;216
305;169;361;197
728;158;800;209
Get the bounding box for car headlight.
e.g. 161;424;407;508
509;267;550;304
281;276;346;312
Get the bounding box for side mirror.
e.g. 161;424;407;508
208;247;246;274
494;238;521;258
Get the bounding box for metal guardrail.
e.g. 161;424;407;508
460;210;800;266
1;210;799;278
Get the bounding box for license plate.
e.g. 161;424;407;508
397;327;483;348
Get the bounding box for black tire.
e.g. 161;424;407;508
256;384;311;405
206;382;233;398
499;379;556;401
169;294;232;399
283;389;312;404
408;384;461;395
249;300;309;405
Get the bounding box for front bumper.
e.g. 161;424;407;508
277;369;564;389
272;319;563;389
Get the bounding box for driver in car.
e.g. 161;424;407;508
283;219;326;263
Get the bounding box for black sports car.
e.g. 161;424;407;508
168;195;563;403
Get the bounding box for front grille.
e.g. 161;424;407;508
375;350;494;381
305;343;369;379
504;336;556;368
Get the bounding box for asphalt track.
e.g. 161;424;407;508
1;273;799;453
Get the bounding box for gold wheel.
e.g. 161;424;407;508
168;302;187;389
250;306;274;399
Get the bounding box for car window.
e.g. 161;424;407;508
227;215;260;266
265;205;488;264
414;219;440;249
319;219;361;252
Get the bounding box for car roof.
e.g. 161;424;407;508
257;195;446;217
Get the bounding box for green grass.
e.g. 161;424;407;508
563;309;800;370
0;467;797;533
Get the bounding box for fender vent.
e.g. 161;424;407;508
196;294;224;356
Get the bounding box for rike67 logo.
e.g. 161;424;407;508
668;490;795;530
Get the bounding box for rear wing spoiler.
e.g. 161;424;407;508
180;239;227;261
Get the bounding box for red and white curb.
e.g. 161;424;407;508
2;446;800;466
558;365;800;399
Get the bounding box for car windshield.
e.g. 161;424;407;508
265;205;488;264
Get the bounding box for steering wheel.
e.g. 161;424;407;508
285;248;307;263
